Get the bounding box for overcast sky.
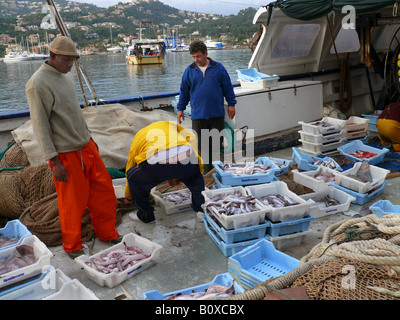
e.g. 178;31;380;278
68;0;268;16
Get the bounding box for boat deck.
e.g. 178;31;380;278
47;146;400;300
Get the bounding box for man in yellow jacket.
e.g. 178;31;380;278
124;121;205;223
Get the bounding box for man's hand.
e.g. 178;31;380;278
227;106;235;119
50;156;68;183
177;110;185;124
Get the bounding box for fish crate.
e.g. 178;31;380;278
0;235;52;289
228;239;299;286
266;215;313;237
337;140;389;165
268;230;311;250
43;279;99;300
299;187;356;218
298;117;347;136
204;212;269;244
212;159;279;186
343;128;368;140
245;181;314;222
203;217;269;257
112;177;126;199
202;187;268;230
143;272;244;300
333;162;389;194
291;147;342;171
75;233;162;288
331;181;387;205
213;172;279;190
237;68;279;82
292;166;337;191
239;78;279;89
369;200;400;218
151;187;193;215
256;156;293;176
299;138;345;156
0;219;32;252
298;129;344;145
346;116;370;132
361;110;382;125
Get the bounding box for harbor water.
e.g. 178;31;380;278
0;49;253;115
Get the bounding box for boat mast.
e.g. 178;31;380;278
45;0;98;107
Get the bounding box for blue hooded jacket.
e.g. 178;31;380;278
177;58;236;120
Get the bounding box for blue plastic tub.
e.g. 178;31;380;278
257;157;293;176
369;200;400;218
142;272;244;300
292;147;342;171
228;239;299;285
204;213;269;244
0;219;32;251
213;160;279;186
236;68;277;82
203;217;269;257
361;110;382;125
337;140;389;165
266;215;314;237
331;181;387;205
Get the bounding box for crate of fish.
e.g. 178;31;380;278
298;129;344;145
256;156;293;176
266;215;313;237
212;172;233;189
268;230;311;250
292;166;337;192
202;187;268;230
43;279;99;300
245;181;314;222
333;161;389;194
143;272;244;300
75;233;162;288
299;138;345;156
203;217;269;257
204;211;269;244
299;186;356;218
331;181;387;205
112;177;126;199
337;140;389;165
151;187;193;215
228;239;299;286
0;235;52;289
346;116;370;133
369;200;400;218
298;117;347;136
343;128;368;141
0;219;32;252
212;160;279;186
292;147;342;171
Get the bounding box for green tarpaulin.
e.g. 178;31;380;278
271;0;398;20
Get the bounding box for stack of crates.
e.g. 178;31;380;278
298;117;346;156
343;116;369;141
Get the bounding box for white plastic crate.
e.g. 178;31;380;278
333;162;389;194
44;279;99;300
346;116;370;132
75;233;162;288
299;138;345;155
112;177;126;199
299;187;356;218
202;187;268;230
0;235;53;289
151;187;193;215
292;166;337;191
343;128;368;140
298;129;344;144
239;77;279;89
269;230;311;250
245;181;314;222
298;117;347;135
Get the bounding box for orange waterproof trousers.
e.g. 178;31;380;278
49;140;119;253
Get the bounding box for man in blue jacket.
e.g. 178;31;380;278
176;40;236;173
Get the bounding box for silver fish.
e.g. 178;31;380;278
163;282;235;300
218;163;272;176
161;189;191;204
204;191;258;216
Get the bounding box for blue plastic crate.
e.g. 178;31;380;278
331;181;387;205
337;140;389;165
236;68;277;82
228;264;259;289
204;213;269;244
203;217;269;257
361;110;382;125
266;215;314;237
369;200;400;218
0;220;32;251
213;160;279;186
228;239;299;285
142;272;244;300
292;147;342;171
257;157;293;176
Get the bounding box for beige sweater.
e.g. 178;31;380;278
25;62;91;161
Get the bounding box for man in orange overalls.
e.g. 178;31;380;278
25;36;121;259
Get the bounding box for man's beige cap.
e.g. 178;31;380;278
49;36;79;57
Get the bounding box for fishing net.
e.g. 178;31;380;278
229;214;400;300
